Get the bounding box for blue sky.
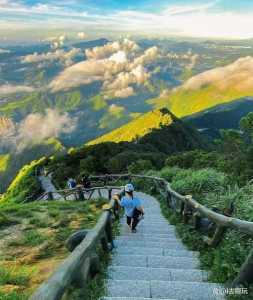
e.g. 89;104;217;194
1;0;253;41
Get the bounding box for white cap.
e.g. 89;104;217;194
125;183;134;192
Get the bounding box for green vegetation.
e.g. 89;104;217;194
152;82;253;118
0;198;107;299
0;154;10;172
55;91;82;112
87;108;174;145
0;138;65;194
1;158;44;203
99;105;130;130
89;94;107;111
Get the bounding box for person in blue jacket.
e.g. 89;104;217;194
115;183;144;233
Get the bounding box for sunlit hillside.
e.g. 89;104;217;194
87;108;174;145
169;84;253;118
151;56;253;118
0;154;10;172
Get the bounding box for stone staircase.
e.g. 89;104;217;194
101;192;224;300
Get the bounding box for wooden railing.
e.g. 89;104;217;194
90;173;253;288
36;186;123;202
30;186;121;300
30;172;253;298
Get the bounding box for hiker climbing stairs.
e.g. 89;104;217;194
101;192;224;300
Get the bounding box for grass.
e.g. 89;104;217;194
0;265;32;286
0;198;108;299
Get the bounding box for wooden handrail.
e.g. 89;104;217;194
90;174;253;237
31;172;253;288
30;196;117;300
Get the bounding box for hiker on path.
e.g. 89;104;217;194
67;178;77;189
81;174;91;189
114;183;144;233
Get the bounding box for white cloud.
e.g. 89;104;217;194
114;87;135;98
181;56;253;92
85;39;139;60
0;109;76;150
0;116;15;137
109;51;128;64
49;58;126;92
18;109;76;144
77;32;87;39
21;48;81;66
0;84;34;95
1;1;253;39
50;39;154;96
0;48;10;54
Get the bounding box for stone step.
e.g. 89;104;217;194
101;297;176;300
120;220;170;226
147;255;199;269
115;237;181;243
114;240;186;250
119;233;177;239
111;255;200;269
113;247;198;258
105;280;150;298
108;266;208;282
151;281;224;300
120;228;176;235
105;280;224;300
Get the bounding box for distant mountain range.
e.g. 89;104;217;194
184;98;253;139
1;38;253;193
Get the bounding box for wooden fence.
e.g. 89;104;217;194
30;173;253;299
90;173;253;287
30;186;120;300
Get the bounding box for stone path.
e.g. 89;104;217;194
101;192;224;300
38;174;62;200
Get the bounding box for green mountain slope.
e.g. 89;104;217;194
3;108;207;202
170;85;253;118
0;154;10;172
0;138;65;194
87;108;174;145
150;57;253;118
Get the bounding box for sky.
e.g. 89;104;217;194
1;0;253;42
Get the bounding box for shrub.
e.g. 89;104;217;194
127;159;153;174
170;168;227;199
159;166;183;182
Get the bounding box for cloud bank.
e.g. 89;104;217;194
0;84;35;95
50;39;160;98
21;48;81;66
182;56;253;92
0;109;77;151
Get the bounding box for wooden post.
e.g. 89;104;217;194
101;234;109;252
182;203;192;224
105;218;114;249
108;188;112;200
166;191;171;208
193;211;201;230
205;226;227;247
77;187;85;201
232;247;253;287
48;192;53;201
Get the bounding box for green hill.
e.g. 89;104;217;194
0;154;10;172
87;109;174;145
150;58;253;118
3;108;207;202
0;138;65;194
